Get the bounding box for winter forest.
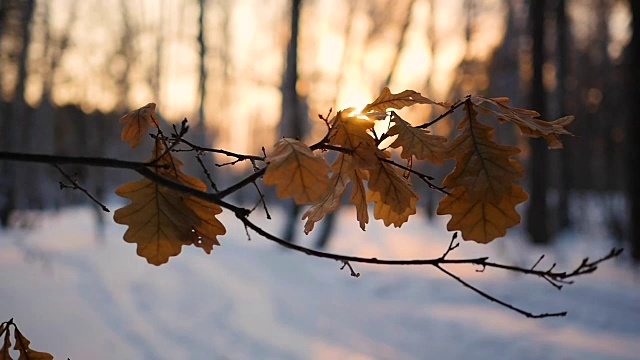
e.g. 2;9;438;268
0;0;639;359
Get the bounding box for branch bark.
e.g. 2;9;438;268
0;148;622;318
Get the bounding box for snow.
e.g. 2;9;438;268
0;204;639;360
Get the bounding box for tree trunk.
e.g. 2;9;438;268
279;0;305;244
627;1;640;261
556;0;571;230
526;0;550;244
0;0;35;225
381;0;416;89
195;0;208;148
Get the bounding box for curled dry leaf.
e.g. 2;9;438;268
119;103;159;149
263;138;332;205
114;140;225;265
13;329;54;360
362;87;442;113
302;154;371;233
1;324;11;360
302;154;354;234
350;168;369;230
471;96;573;149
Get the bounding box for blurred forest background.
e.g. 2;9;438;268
0;0;638;259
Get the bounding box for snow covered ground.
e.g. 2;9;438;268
0;204;639;360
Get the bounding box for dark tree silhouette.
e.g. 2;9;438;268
626;1;640;260
526;0;550;244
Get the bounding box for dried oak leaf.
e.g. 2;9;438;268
366;154;418;227
264;138;332;205
386;116;448;164
119;103;159;149
114;140;225;265
437;101;527;243
328;110;379;169
437;184;528;243
302;154;354;234
350;168;369;230
471;96;573;149
13;329;53;360
1;324;11;360
443;102;524;201
362;87;441;113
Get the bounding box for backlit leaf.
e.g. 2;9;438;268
184;196;225;254
302;154;353;234
119;103;159;149
328;110;379;169
114;140;225;265
350;168;369;230
362;87;440;113
1;324;11;360
366;155;418;227
13;329;53;360
437;184;528;243
437;100;527;243
471;96;573;149
264;138;332;205
443;102;523;201
386;116;448;164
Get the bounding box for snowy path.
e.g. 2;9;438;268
1;206;639;360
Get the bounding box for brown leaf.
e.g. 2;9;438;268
114;140;225;265
362;87;440;113
119;103;159;149
437;100;527;243
366;157;418;227
13;329;53;360
1;324;11;360
350;168;369;230
302;154;353;234
328;110;379;169
443;102;523;201
264;138;332;205
386;116;448;164
437;184;528;243
368;190;418;227
471;96;573;149
184;196;225;253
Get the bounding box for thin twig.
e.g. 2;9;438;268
176;137;265;163
435;264;567;318
377;157;449;194
417;96;469;129
340;261;361;278
440;232;460;259
195;152;219;192
54;164;110;212
148;119;189;164
531;255;545;270
217;168;266;199
250;182;271;219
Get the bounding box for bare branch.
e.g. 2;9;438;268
340;261;360;278
416;96;469;129
54;164;110;212
194;152;219;192
0;150;622;318
434;264;567;318
175;137;265;163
